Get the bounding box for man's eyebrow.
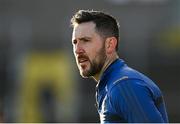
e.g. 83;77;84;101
72;37;91;43
78;37;91;40
73;37;91;42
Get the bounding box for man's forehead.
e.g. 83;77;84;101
72;22;96;38
74;22;96;32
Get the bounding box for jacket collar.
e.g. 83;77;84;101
96;58;125;91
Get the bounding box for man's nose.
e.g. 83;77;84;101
74;42;84;54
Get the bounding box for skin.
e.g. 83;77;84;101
72;21;119;82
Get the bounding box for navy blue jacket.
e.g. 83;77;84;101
95;59;168;123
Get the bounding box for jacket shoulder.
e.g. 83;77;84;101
106;64;148;92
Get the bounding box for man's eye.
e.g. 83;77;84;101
83;39;90;42
72;40;77;44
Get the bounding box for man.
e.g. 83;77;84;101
70;10;168;123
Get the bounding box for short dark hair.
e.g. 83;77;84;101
71;10;120;51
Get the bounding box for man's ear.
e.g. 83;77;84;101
105;37;117;54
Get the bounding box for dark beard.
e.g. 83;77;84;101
82;45;106;77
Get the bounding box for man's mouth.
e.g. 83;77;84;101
78;58;88;63
77;55;89;64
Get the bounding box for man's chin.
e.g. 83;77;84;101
80;73;90;78
80;70;92;78
81;75;89;78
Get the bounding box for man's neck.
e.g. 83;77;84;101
93;54;119;82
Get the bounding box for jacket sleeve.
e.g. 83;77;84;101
109;79;166;123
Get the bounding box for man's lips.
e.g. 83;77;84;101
79;59;88;63
77;55;89;64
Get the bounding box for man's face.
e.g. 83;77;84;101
72;22;107;78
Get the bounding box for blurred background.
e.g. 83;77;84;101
0;0;180;122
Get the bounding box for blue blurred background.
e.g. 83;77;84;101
0;0;180;122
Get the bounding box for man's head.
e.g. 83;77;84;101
71;10;120;78
71;10;120;51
